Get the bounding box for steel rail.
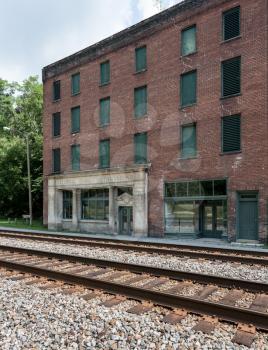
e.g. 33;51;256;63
0;230;268;266
0;245;267;293
0;257;267;331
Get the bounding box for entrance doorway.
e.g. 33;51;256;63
238;193;258;240
119;206;133;235
201;201;226;238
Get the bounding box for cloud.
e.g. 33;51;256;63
137;0;183;19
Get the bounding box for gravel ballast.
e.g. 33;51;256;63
0;237;267;283
0;276;267;349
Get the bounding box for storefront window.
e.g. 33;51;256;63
165;200;197;234
81;189;109;220
63;191;72;219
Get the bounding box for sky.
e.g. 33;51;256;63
0;0;182;82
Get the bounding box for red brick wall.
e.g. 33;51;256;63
43;0;268;241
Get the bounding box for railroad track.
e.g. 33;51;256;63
0;244;267;342
0;229;268;266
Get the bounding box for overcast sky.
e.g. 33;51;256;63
0;0;182;82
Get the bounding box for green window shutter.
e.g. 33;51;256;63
180;70;197;107
135;46;147;72
134;86;147;118
99;139;110;168
71;73;80;95
222;56;241;97
52;112;61;137
71;106;80;133
53;80;61;101
181;124;197;158
100;97;110;126
52;148;61;173
134;132;147;164
223;7;240;41
100;61;110;85
181;25;196;56
222;114;241;153
71;145;80;171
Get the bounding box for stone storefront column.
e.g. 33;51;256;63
72;189;79;231
133;178;148;237
109;186;116;234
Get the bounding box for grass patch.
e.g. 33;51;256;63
0;218;47;231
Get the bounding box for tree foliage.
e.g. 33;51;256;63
0;76;43;218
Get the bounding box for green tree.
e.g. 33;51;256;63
0;76;43;218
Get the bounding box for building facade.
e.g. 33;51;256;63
43;0;268;242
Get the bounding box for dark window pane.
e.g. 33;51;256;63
53;81;61;101
134;86;147;118
71;145;80;171
214;180;227;196
71;73;80;95
135;46;147;72
223;7;240;41
71;106;80;133
201;181;213;196
52;112;61;137
188;181;200;196
52;148;61;173
182;26;196;56
63;191;72;219
99;140;110;168
222;57;241;97
100;61;110;85
100;97;110;126
181;71;197;107
134;132;147;164
222;115;241;152
181;124;197;158
165;183;176;197
176;182;188;197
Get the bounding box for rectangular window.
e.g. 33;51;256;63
71;106;80;133
81;189;109;221
222;114;241;153
180;70;197;107
71;73;80;95
181;25;196;56
181;124;197;158
223;7;240;41
135;46;147;72
134;86;147;118
63;191;72;219
71;145;80;171
222;56;241;97
52;112;61;137
99;139;110;168
100;61;110;85
52;148;61;173
134;132;147;164
53;80;61;101
100;97;110;126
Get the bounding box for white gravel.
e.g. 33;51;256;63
0;276;267;349
0;237;267;283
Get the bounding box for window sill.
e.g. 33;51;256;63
52;135;61;139
134;114;148;120
178;156;198;160
99;82;110;87
221;35;241;45
220;150;242;156
53;99;61;103
99;123;110;129
80;220;109;224
62;219;72;222
180;51;198;59
71;131;80;135
134;68;147;75
179;103;196;110
220;93;241;100
71;92;80;97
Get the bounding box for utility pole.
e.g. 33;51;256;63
26;134;33;226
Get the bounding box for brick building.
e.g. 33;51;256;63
42;0;268;242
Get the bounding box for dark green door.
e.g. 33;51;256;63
119;207;133;235
201;201;226;238
238;193;258;240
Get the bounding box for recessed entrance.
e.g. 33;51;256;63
119;206;133;235
201;201;226;238
238;192;258;240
